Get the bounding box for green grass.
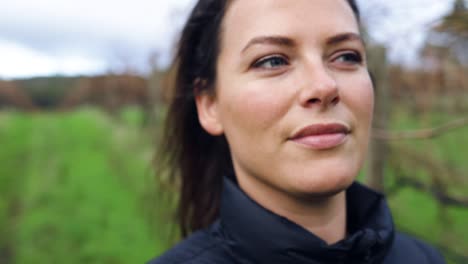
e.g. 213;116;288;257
0;108;168;263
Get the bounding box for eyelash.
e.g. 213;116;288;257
250;51;363;70
252;55;289;69
333;51;363;65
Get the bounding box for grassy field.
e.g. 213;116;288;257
0;107;466;263
0;108;169;263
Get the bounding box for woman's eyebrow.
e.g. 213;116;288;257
241;36;296;53
241;33;363;54
326;32;364;46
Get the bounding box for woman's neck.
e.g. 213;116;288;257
280;192;347;245
237;175;347;245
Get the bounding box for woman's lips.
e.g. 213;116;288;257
289;123;350;150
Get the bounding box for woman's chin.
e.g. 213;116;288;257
288;169;357;198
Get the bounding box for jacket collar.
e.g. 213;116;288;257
217;178;394;264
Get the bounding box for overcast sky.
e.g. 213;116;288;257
0;0;456;79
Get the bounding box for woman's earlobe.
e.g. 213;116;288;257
195;90;224;136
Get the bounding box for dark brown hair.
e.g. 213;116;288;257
157;0;361;237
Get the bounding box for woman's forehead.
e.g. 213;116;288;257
220;0;359;49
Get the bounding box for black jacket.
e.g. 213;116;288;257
149;178;445;264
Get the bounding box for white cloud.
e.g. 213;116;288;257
0;39;105;79
0;0;196;78
357;0;455;66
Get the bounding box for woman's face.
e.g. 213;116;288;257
196;0;374;199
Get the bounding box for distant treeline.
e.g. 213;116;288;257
0;73;165;113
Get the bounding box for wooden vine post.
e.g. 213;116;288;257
366;46;390;192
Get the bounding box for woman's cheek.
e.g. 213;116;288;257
222;81;292;131
345;75;374;119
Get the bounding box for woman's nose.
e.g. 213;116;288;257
298;63;340;109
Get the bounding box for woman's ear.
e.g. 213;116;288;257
195;83;224;136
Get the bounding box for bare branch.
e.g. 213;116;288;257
390;144;465;183
372;117;468;140
388;176;468;208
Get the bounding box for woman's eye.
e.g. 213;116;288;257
252;56;289;69
334;52;363;65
